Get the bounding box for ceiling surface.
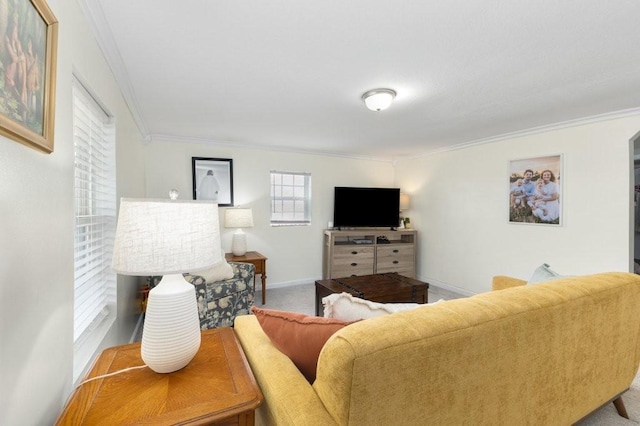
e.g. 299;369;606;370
81;0;640;162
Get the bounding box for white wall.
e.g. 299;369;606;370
0;1;145;424
144;140;396;285
396;114;640;295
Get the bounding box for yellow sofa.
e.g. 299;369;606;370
234;272;640;425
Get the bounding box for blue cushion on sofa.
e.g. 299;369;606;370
528;263;563;284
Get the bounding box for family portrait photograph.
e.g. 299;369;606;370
508;155;562;225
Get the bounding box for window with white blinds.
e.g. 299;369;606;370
73;77;116;346
270;171;311;225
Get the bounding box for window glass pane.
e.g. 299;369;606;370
270;171;311;225
282;185;293;197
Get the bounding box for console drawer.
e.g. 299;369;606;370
331;246;375;277
376;245;415;276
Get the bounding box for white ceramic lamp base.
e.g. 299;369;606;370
142;273;201;373
231;229;247;256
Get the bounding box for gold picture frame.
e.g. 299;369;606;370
0;0;58;153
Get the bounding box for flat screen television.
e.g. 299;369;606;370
333;187;400;229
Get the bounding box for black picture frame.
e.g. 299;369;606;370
192;157;234;206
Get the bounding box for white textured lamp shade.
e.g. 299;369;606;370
400;193;410;211
112;198;223;373
224;208;254;256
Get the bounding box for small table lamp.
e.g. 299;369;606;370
399;193;410;229
224;208;254;256
112;197;223;373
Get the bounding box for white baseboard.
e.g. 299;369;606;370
420;276;477;297
259;277;321;291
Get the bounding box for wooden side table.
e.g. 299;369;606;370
226;251;268;304
56;327;263;425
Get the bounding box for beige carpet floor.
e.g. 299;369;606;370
256;283;640;425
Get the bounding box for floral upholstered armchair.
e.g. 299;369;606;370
148;262;255;330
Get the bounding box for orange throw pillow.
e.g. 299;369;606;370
251;306;352;383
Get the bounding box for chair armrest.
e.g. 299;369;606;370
492;275;527;291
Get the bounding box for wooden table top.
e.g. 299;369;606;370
316;273;429;296
225;251;267;262
56;327;262;425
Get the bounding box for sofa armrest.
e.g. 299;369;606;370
492;275;527;291
234;315;338;426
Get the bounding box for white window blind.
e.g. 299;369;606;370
73;77;116;345
270;171;311;225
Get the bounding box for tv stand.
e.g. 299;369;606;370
323;229;417;279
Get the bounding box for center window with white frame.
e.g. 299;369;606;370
270;171;311;226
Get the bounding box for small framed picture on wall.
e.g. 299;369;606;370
192;157;234;206
508;154;562;226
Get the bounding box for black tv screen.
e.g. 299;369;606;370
333;187;400;228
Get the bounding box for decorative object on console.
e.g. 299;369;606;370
225;207;254;256
112;195;223;373
361;88;396;112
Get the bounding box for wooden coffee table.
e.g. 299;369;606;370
315;273;429;316
56;327;263;425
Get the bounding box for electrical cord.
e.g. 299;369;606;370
77;364;148;389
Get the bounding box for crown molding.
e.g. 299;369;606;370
149;134;395;163
393;107;640;163
78;0;150;140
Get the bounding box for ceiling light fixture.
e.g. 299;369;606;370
362;88;396;112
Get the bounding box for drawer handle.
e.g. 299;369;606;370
351;251;358;255
351;263;358;266
393;249;399;253
393;260;399;264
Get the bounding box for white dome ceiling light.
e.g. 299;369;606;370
361;88;396;112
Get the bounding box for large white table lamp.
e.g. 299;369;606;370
112;197;223;373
